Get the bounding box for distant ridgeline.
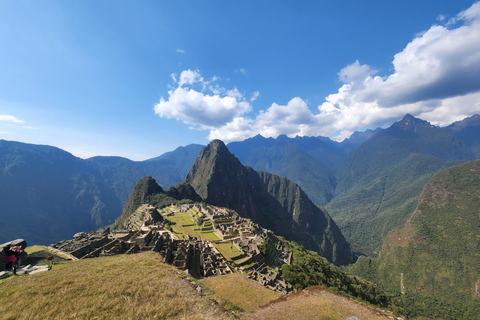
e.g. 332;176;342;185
352;160;480;319
2;113;479;257
117;140;353;266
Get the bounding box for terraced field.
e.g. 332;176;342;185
163;210;220;242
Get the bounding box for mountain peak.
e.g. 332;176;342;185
185;140;244;200
199;139;231;158
396;114;434;129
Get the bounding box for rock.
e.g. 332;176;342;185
0;239;27;249
73;232;87;240
345;317;361;320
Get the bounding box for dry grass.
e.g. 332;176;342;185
0;252;233;320
239;286;398;320
200;273;281;311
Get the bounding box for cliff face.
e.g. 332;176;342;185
185;140;353;265
185;140;263;222
259;171;351;265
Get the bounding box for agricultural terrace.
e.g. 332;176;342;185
213;242;243;262
159;206;220;242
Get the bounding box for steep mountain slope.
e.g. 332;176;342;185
0;140;121;244
353;160;480;319
114;176;200;229
447;114;480;158
327;114;474;256
228;136;337;205
185;140;352;265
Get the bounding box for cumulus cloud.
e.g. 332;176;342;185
209;97;340;141
0;115;24;123
157;3;480;143
178;69;203;87
154;70;252;129
312;1;480;137
211;2;480;143
176;49;185;54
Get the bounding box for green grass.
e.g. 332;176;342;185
213;243;243;261
0;252;232;320
163;211;220;242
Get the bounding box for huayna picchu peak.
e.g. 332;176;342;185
185;140;353;265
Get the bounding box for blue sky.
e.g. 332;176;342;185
1;1;479;160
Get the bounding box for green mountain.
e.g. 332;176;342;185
86;143;204;203
326;114;474;256
184;140;353;265
113;176;201;229
447;114;480;158
352;160;480;319
0;140;202;245
228;135;337;205
0;140;121;244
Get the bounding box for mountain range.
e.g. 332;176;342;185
1;114;479;259
116;140;352;265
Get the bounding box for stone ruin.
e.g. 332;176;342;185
158;233;231;277
49;202;293;293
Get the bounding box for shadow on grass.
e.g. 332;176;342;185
23;250;67;266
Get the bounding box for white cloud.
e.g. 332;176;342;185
251;91;260;102
209;97;341;142
338;60;377;84
235;68;247;75
226;88;243;100
157;3;480;143
178;69;203;87
176;49;185;54
0;115;25;123
154;70;252;128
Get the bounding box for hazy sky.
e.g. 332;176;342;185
1;1;479;160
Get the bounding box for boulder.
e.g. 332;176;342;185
0;239;27;250
73;232;88;240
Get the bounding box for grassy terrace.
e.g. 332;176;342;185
162;210;220;242
161;208;250;264
213;242;243;261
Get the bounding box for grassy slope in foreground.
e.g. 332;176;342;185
1;250;401;320
0;252;232;320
